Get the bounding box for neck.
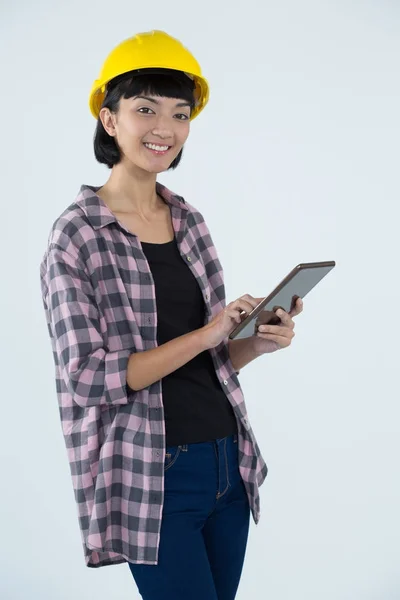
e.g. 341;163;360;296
98;162;162;216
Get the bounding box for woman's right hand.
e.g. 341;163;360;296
199;294;262;350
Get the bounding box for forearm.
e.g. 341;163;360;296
127;329;208;391
228;337;261;372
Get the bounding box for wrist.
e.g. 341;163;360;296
248;334;265;356
227;334;264;373
193;327;211;353
233;334;263;354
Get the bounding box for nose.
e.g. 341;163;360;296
151;127;173;141
151;114;174;141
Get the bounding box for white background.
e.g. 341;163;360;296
1;1;399;598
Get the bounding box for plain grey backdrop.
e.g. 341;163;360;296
1;0;399;598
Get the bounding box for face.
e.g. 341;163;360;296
100;94;191;173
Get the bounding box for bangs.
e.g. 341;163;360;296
106;71;196;111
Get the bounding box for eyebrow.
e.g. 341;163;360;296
134;95;191;108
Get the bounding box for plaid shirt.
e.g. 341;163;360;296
40;182;268;568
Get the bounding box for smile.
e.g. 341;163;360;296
143;143;171;154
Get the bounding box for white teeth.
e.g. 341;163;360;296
144;143;169;151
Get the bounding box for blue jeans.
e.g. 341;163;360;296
128;433;250;600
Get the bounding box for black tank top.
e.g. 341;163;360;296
141;238;238;446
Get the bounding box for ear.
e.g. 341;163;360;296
99;107;117;137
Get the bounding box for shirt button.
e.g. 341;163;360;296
155;450;161;457
205;294;209;300
187;256;191;262
223;380;228;386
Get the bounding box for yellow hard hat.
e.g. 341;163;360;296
89;30;209;121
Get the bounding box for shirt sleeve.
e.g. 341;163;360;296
195;214;241;376
44;246;135;408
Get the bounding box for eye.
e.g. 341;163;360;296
175;113;190;121
137;107;155;114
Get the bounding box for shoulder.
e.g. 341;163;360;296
184;200;207;227
42;189;98;270
158;182;210;236
157;181;207;225
169;188;218;251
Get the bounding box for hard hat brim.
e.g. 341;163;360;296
89;67;209;121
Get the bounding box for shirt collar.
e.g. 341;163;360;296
75;182;188;231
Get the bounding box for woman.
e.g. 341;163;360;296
40;30;302;600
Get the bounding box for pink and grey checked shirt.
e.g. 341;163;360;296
39;182;268;568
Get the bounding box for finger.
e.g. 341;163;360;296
233;299;256;315
289;298;303;317
276;309;295;329
226;308;243;324
258;325;295;338
256;332;292;347
241;294;264;310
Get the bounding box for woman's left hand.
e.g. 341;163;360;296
252;298;303;355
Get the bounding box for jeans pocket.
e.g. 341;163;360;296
164;445;182;471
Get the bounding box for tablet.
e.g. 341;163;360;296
229;261;336;340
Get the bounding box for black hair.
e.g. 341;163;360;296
93;70;196;170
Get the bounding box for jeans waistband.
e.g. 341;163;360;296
168;433;238;452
